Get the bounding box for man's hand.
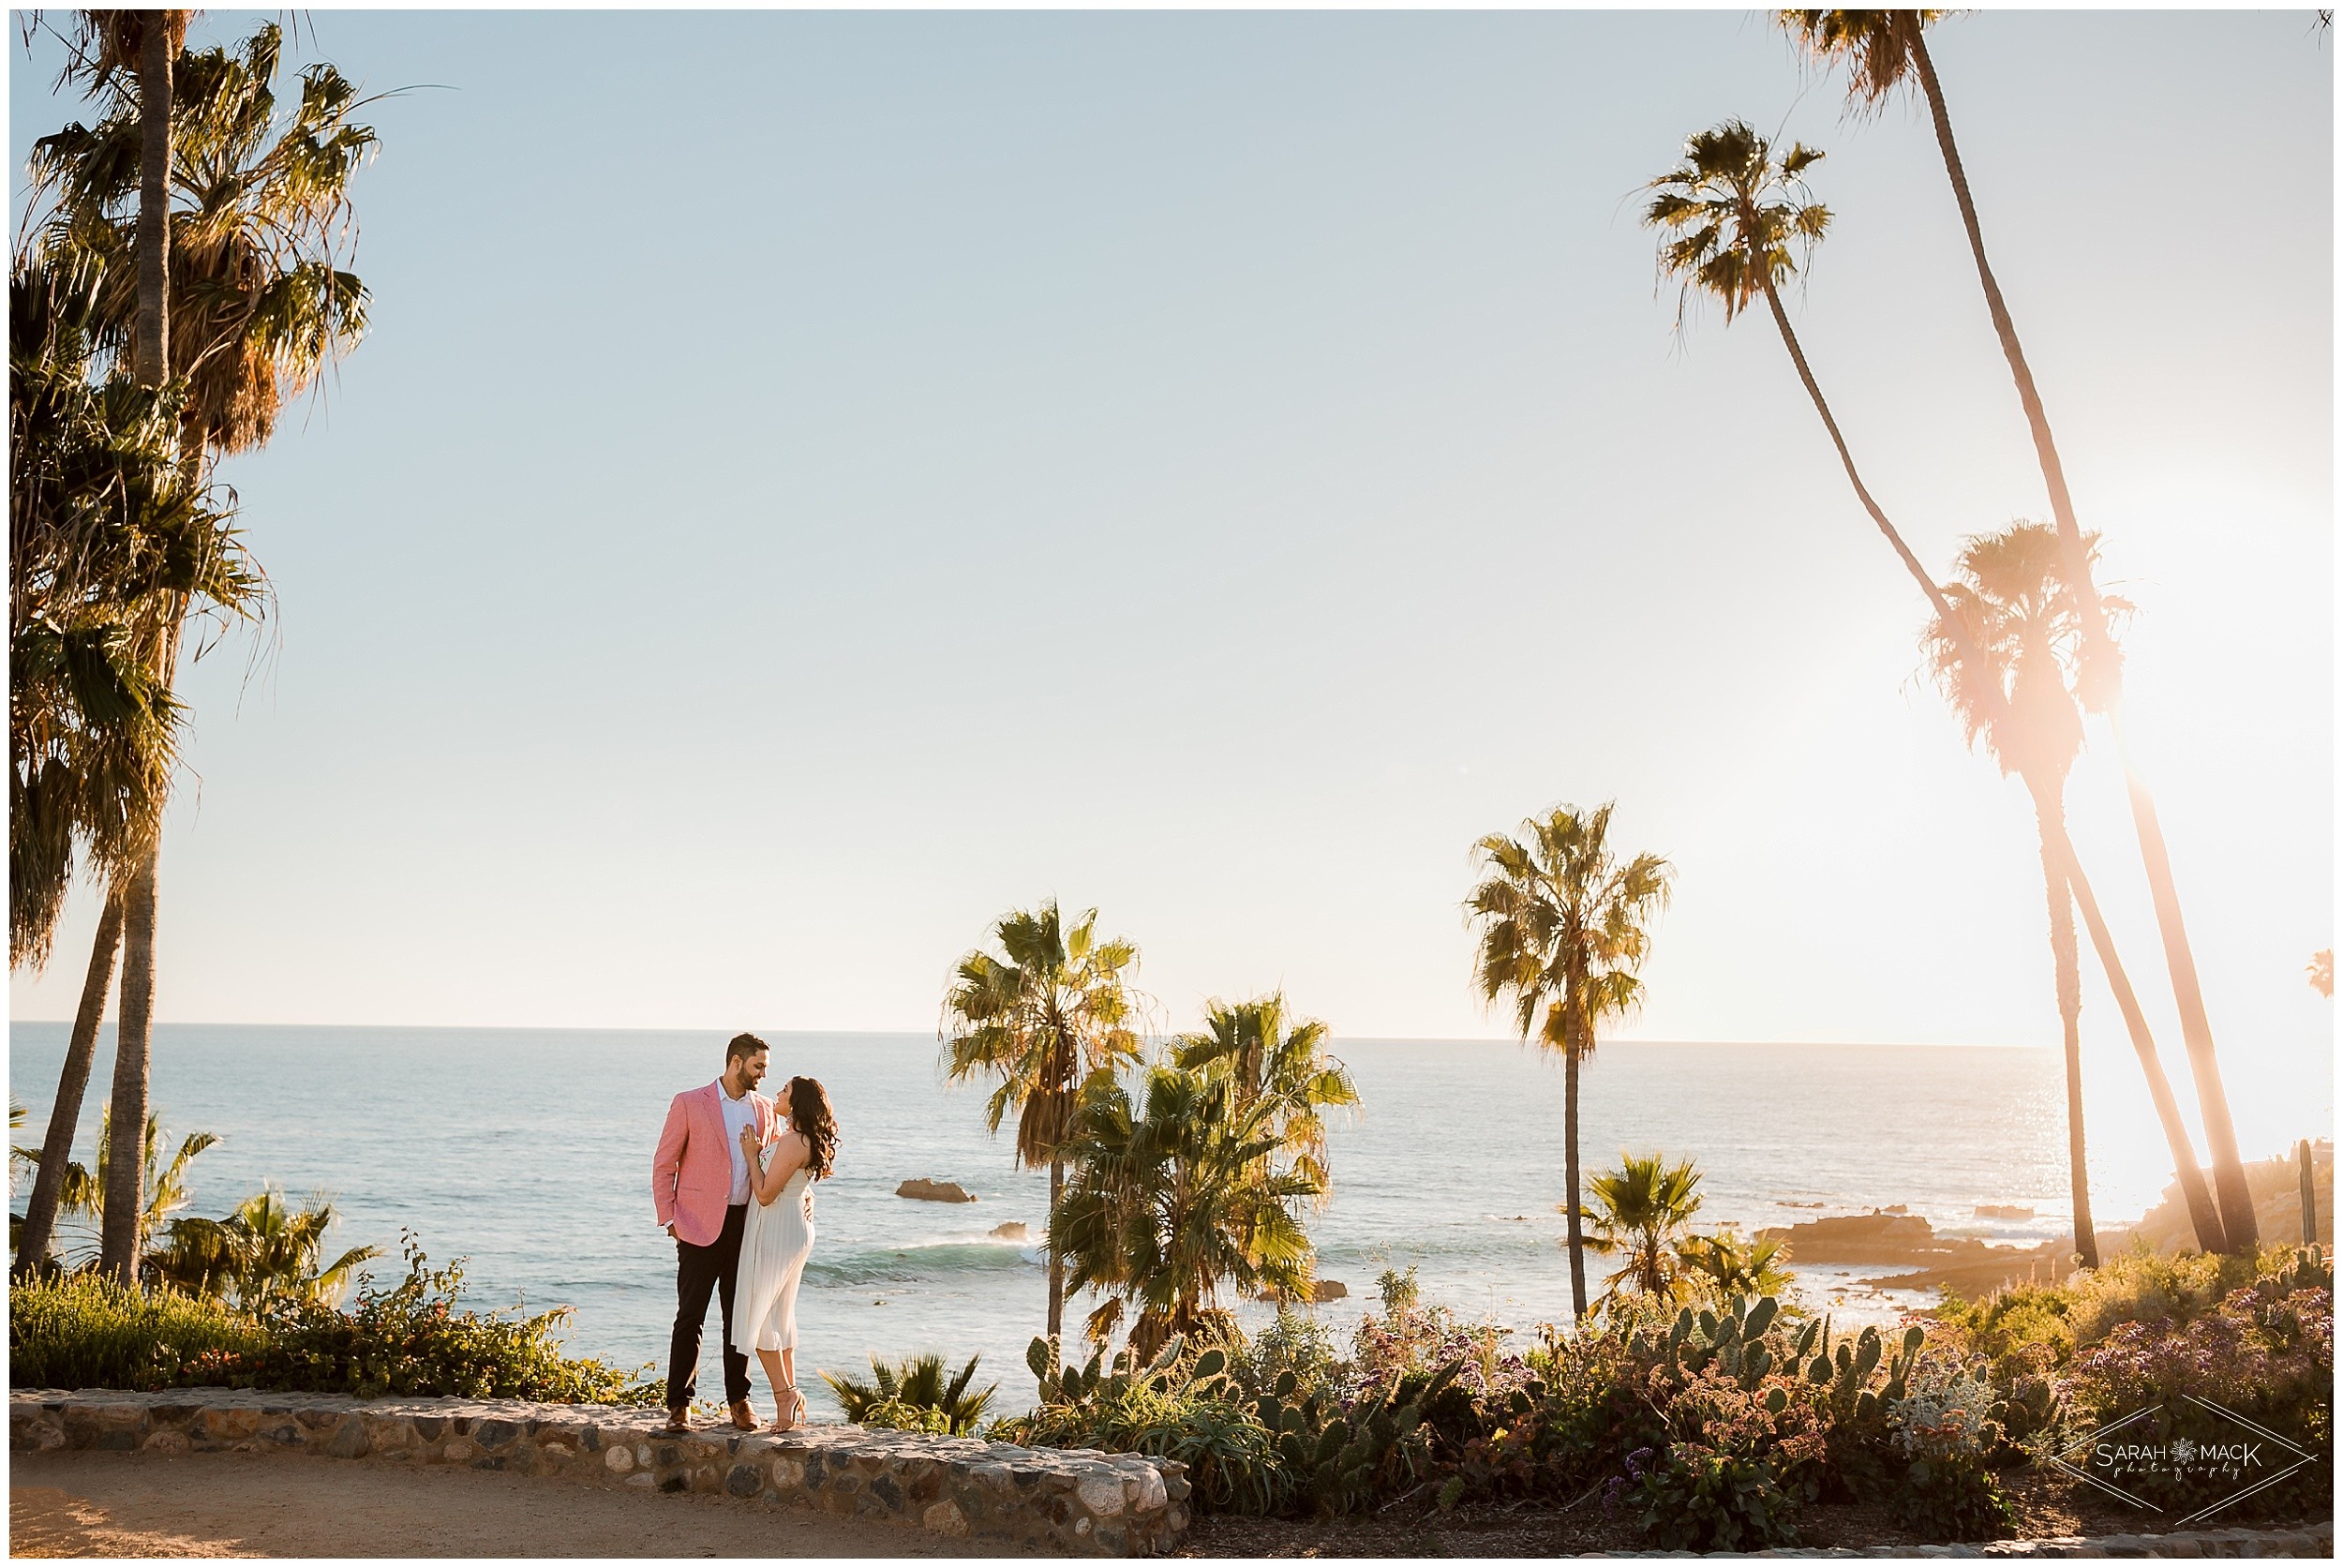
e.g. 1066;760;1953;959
666;1223;679;1240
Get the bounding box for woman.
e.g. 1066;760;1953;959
733;1075;836;1429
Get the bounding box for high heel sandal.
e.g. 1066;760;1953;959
767;1386;806;1432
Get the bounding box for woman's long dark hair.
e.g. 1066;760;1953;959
784;1076;838;1181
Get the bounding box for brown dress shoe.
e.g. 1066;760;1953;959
660;1408;691;1434
729;1400;757;1431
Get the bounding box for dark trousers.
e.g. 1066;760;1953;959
667;1202;752;1410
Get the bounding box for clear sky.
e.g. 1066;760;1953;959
9;12;2333;1112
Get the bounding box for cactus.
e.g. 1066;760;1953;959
1026;1332;1230;1411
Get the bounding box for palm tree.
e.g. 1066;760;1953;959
1052;1061;1320;1358
42;8;187;1284
1467;802;1671;1321
1779;7;2259;1254
1170;993;1359;1202
1922;522;2104;1266
1644;123;2230;1253
1580;1152;1704;1311
821;1352;999;1435
149;1187;377;1305
941;900;1145;1340
1644;122;1962;630
9;252;257;1277
22;19;373;1281
22;1107;215;1273
1674;1228;1796;1300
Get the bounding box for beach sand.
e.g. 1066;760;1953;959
7;1452;1013;1558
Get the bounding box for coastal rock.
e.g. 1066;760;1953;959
988;1222;1030;1241
1250;1278;1348;1305
1754;1210;1942;1264
897;1179;977;1204
1975;1203;2036;1220
1759;1209;2080;1296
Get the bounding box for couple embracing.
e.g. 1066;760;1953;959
651;1032;838;1433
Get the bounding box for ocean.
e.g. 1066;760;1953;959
1;1024;2261;1417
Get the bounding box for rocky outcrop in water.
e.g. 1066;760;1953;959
1759;1210;2075;1296
896;1179;977;1203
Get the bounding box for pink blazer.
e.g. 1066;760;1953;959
651;1081;776;1247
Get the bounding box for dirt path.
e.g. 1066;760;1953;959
9;1452;1024;1558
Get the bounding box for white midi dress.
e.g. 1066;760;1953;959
733;1161;816;1354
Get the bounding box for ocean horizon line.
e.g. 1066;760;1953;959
6;1018;2055;1052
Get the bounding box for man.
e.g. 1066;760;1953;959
651;1031;777;1433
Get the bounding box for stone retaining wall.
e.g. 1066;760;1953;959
9;1388;1188;1556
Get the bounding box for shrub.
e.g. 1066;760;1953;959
1351;1268;1528;1405
1001;1334;1289;1514
1605;1368;1824;1551
2060;1244;2259;1351
858;1397;954;1434
9;1272;265;1390
10;1234;656;1404
1878;1359;2018;1539
1015;1379;1288;1515
242;1236;655;1402
2067;1277;2332;1519
1232;1307;1340;1403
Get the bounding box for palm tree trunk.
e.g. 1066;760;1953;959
1047;1157;1065;1341
15;890;126;1276
1755;274;1966;635
2109;746;2257;1249
2033;797;2226;1252
98;855;159;1279
132;13;173;388
1910;30;2257;1253
2036;809;2097;1270
1751;264;2227;1253
97;8;176;1288
1563;1042;1587;1321
2299;1140;2318;1246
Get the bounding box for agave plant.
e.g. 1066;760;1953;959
821;1351;998;1435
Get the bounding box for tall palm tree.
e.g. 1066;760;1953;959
1051;1061;1320;1357
31;9;187;1283
9;259;251;1283
1644;121;1962;632
1924;524;2231;1259
23;19;373;1281
1924;522;2110;1267
1580;1152;1704;1311
1779;7;2258;1253
1170;993;1359;1203
1644;123;2228;1253
941;900;1144;1340
1467;802;1671;1321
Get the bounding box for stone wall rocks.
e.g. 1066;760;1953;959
10;1388;1187;1556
